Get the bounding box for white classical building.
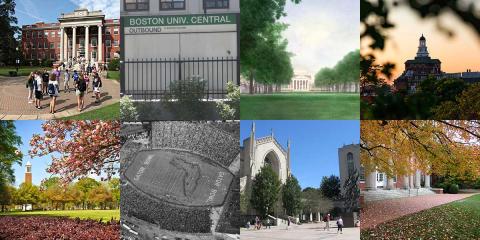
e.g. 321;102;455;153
240;122;291;216
282;71;314;92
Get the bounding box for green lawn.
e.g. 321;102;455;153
0;66;41;77
107;71;120;81
361;194;480;239
0;209;120;222
61;102;119;120
240;93;360;119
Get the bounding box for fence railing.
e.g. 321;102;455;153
121;57;239;100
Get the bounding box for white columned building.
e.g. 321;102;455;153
58;9;106;64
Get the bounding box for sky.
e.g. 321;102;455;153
280;0;360;74
240;120;360;189
361;1;480;81
14;0;120;27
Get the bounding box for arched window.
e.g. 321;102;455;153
347;152;354;174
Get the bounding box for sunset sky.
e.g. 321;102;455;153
361;2;480;82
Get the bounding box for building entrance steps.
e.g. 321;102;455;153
361;188;435;202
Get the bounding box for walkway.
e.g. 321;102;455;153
0;72;119;119
361;193;477;229
240;222;359;240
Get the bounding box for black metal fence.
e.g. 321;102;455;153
122;57;239;100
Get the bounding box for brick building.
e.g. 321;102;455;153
21;9;120;65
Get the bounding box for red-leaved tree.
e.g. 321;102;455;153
29;121;121;183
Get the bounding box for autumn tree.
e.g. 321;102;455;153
108;178;120;209
74;177;101;210
361;120;480;180
29;121;121;183
88;184;112;210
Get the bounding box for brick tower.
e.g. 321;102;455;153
25;161;32;185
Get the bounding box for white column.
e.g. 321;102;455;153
425;175;431;188
309;213;312;222
409;174;414;189
60;27;64;62
403;175;409;189
64;28;68;61
317;212;320;222
415;170;421;188
97;25;103;63
386;176;395;190
72;26;77;60
85;25;89;62
365;170;377;190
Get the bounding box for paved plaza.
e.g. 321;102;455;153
361;193;477;229
0;72;119;119
240;222;359;240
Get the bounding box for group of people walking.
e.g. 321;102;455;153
26;66;103;113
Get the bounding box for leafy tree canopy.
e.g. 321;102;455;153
250;165;281;218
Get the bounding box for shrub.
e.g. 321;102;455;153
120;96;139;122
216;81;240;120
163;76;206;119
448;184;459;194
108;58;120;71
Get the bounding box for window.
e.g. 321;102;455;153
377;173;384;182
105;40;111;47
113;40;119;46
106;28;111;35
44;32;48;37
204;0;229;9
114;28;119;35
160;0;185;10
124;0;149;11
37;42;42;49
31;43;35;49
37;31;42;37
91;39;98;47
346;152;354;174
44;42;48;49
50;43;55;49
50;52;55;60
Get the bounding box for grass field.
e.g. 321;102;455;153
0;209;120;222
240;93;360;119
61;102;119;120
107;71;120;81
361;194;480;239
0;66;40;77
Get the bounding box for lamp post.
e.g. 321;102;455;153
15;47;19;74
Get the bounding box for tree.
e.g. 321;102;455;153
0;0;19;65
343;168;360;212
0;184;15;212
282;175;302;216
361;120;480;179
29;121;121;182
240;0;300;93
250;165;281;218
15;183;40;207
301;188;333;216
108;178;120;209
88;184;112;210
320;175;341;200
0;121;22;190
74;177;101;210
315;50;360;92
434;83;480;119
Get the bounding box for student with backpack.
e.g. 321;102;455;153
64;69;71;93
26;72;35;103
47;74;60;114
41;69;49;94
76;75;87;111
33;71;43;109
72;70;80;85
92;72;102;103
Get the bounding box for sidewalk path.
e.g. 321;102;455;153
0;72;119;119
241;222;359;240
361;193;476;229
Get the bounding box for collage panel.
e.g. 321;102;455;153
360;120;480;239
120;121;240;239
120;0;240;121
240;120;360;239
0;120;121;239
360;0;480;120
0;1;120;120
239;0;360;120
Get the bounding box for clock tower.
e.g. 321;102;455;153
25;161;32;185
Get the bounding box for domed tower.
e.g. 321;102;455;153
25;161;32;185
416;34;429;58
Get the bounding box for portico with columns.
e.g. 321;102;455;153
364;168;431;191
58;9;105;64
